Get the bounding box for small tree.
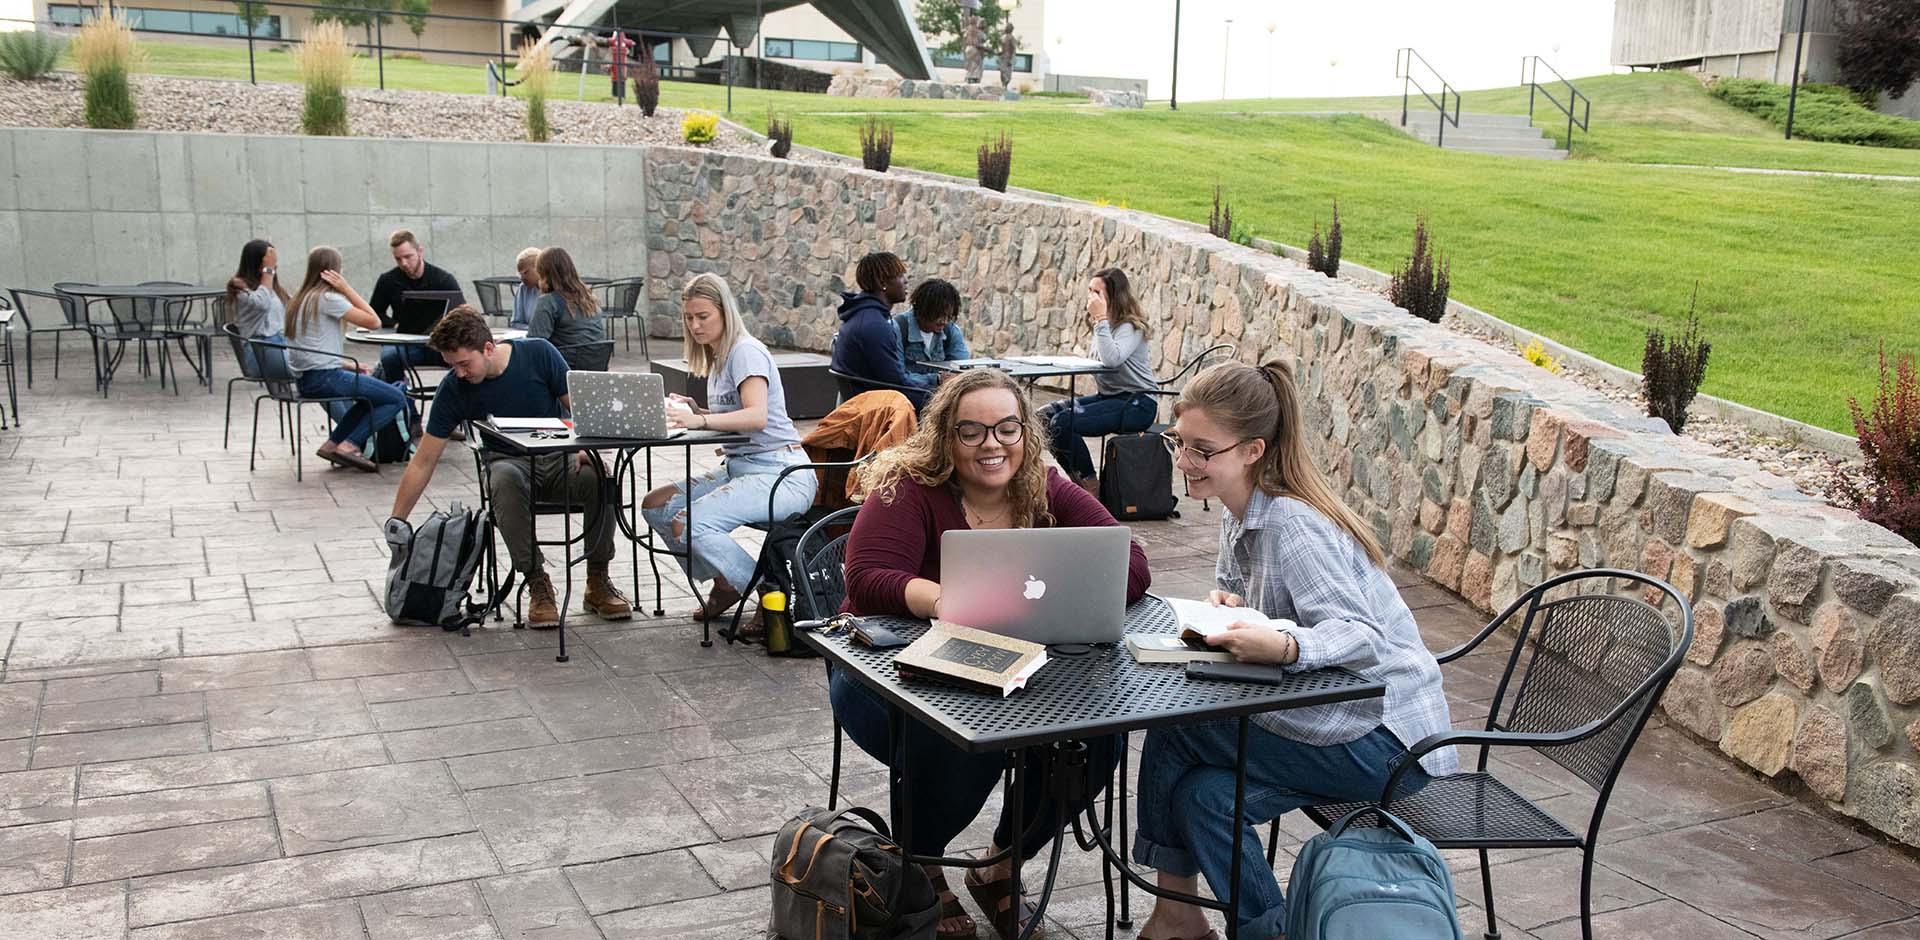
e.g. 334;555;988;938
767;115;794;158
1831;347;1920;544
517;42;554;143
73;14;139;130
635;43;660;117
311;0;393;48
1389;216;1450;323
860;117;894;172
1836;0;1920;101
400;0;431;44
294;20;352;136
1306;199;1343;278
977;131;1013;191
1208;184;1233;240
1642;284;1712;433
232;1;271;36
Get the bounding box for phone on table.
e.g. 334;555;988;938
1184;660;1288;686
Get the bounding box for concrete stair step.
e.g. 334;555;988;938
1402;122;1553;141
1400;111;1539;128
1409;131;1559;149
1448;146;1568;160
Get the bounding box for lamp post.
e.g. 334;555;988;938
1785;0;1810;140
1170;0;1182;110
1221;18;1232;100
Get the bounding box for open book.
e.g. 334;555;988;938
1165;597;1297;642
895;622;1050;697
1008;355;1105;370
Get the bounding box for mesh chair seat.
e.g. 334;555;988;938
1304;772;1580;849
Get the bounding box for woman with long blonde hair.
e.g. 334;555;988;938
1131;360;1456;940
1039;266;1161;495
837;367;1150;940
283;246;404;473
641;273;815;618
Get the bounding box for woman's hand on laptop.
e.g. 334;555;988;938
1207;590;1245;608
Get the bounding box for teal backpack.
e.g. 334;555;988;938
1285;807;1464;940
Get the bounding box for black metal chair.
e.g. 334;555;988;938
791;505;863;809
1092;343;1237;510
708;454;872;647
828;366;927;406
553;339;615;372
471;277;517;326
222;323;285;451
55;281;176;397
241;334;375;482
6;288;98;389
0;298;17;429
465;423;616;630
158;288;223;396
596;277;647;357
1265;568;1693;940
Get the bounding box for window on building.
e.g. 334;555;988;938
762;37;862;63
930;51;1034;73
49;4;284;39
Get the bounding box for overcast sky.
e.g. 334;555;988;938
1040;0;1621;99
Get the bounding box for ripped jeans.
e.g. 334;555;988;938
641;448;818;590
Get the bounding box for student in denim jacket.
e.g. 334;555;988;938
892;278;970;408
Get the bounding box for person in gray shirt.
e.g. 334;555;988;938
284;246;407;473
510;246;543;329
525;247;606;362
1039;266;1161;495
225;239;288;340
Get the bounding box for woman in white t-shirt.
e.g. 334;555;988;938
641;273;818;619
284;246;408;473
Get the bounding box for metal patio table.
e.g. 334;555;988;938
54;283;226;396
346;327;526;402
917;356;1118;443
472;423;750;663
803;597;1385;940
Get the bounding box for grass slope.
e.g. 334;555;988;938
792;109;1918;431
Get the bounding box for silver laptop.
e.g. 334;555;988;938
568;371;676;440
939;527;1131;645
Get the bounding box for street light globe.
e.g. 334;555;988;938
1266;22;1276;33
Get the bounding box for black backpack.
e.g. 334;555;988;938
1100;432;1179;521
756;505;849;635
326;377;419;464
769;806;939;940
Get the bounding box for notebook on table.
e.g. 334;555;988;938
568;371;678;440
937;526;1131;646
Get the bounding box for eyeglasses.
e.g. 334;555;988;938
1161;431;1252;465
955;418;1024;447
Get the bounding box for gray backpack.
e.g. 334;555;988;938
768;806;939;940
382;504;493;633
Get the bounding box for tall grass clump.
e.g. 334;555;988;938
977;131;1012;191
73;15;140;129
293;21;352;136
1307;199;1342;278
0;30;66;81
767;114;794;158
1389;216;1450;323
1642;285;1713;433
860;117;894;172
517;42;554;142
1207;183;1233;240
635;44;659;117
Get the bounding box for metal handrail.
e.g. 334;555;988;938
1395;47;1460;148
1521;55;1591;148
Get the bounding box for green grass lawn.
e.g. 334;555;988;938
90;41;1920;430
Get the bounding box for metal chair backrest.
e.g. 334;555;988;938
1159;342;1237;389
600;277;644;316
472;279;512;321
224;323;265;381
1480;569;1691;792
243;334;300;400
554;340;615;372
794;505;861;619
8;288;85;330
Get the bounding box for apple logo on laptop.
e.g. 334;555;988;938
1023;576;1047;600
609;399;625;412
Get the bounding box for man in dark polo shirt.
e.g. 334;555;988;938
387;306;630;627
369;228;463;382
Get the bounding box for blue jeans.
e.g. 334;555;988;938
378;343;444;383
641;448;819;589
295;368;406;448
1041;392;1158;481
830;668;1121;858
238;332;285;376
1133;722;1427;940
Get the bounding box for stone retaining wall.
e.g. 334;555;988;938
642;147;1920;847
825;74;1017;101
1082;87;1146;109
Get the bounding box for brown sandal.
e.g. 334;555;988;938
688;584;742;622
963;867;1041;940
925;869;979;940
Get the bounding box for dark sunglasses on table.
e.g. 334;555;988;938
1161;430;1253;464
954;418;1024;447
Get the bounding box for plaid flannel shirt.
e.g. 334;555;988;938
1216;491;1459;776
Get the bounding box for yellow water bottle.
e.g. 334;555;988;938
762;590;794;656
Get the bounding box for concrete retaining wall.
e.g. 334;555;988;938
0;127;648;291
643;146;1920;847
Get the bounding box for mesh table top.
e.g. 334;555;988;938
806;595;1385;752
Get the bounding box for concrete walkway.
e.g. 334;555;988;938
1;341;1917;938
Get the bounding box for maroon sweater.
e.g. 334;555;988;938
844;468;1153;616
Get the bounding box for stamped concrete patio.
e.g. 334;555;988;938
2;344;1918;940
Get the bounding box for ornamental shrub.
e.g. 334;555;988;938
74;14;140;130
0;30;65;81
1642;286;1712;434
294;21;352;136
1832;347;1920;545
1389;216;1450;323
682;112;719;145
977;131;1012;191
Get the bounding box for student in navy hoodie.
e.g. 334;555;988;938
829;252;925;407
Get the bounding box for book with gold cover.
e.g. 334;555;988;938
894;621;1050;697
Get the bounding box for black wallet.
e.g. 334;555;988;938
1185;660;1288;686
852;622;910;649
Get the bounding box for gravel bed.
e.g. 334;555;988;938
0;72;763;151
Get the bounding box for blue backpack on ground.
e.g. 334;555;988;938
1285;807;1464;940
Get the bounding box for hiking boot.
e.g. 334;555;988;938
584;571;633;621
523;572;561;629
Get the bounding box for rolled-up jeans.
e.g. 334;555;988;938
485;452;616;575
1132;721;1428;940
1040;392;1158;481
641;447;818;589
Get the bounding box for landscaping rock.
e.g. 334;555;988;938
1687;602;1726;667
1526;410;1562;471
1867;596;1920;704
1766;542;1824;623
1811;603;1865;691
1662;667;1725;740
1830;557;1907;616
1639;539;1674;582
1792;705;1849;803
1850;761;1920;847
1721;692;1798;776
1713;643;1776;706
1725;596;1774;640
1686;492;1756;549
1727;519;1777;592
1846;680;1895;750
1462;550;1494;610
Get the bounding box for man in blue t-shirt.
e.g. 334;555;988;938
387;307;630;628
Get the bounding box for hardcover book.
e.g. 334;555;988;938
894;622;1050;697
1166;597;1296;642
1126;632;1236;664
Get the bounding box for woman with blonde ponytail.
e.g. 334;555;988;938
1130;360;1456;940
